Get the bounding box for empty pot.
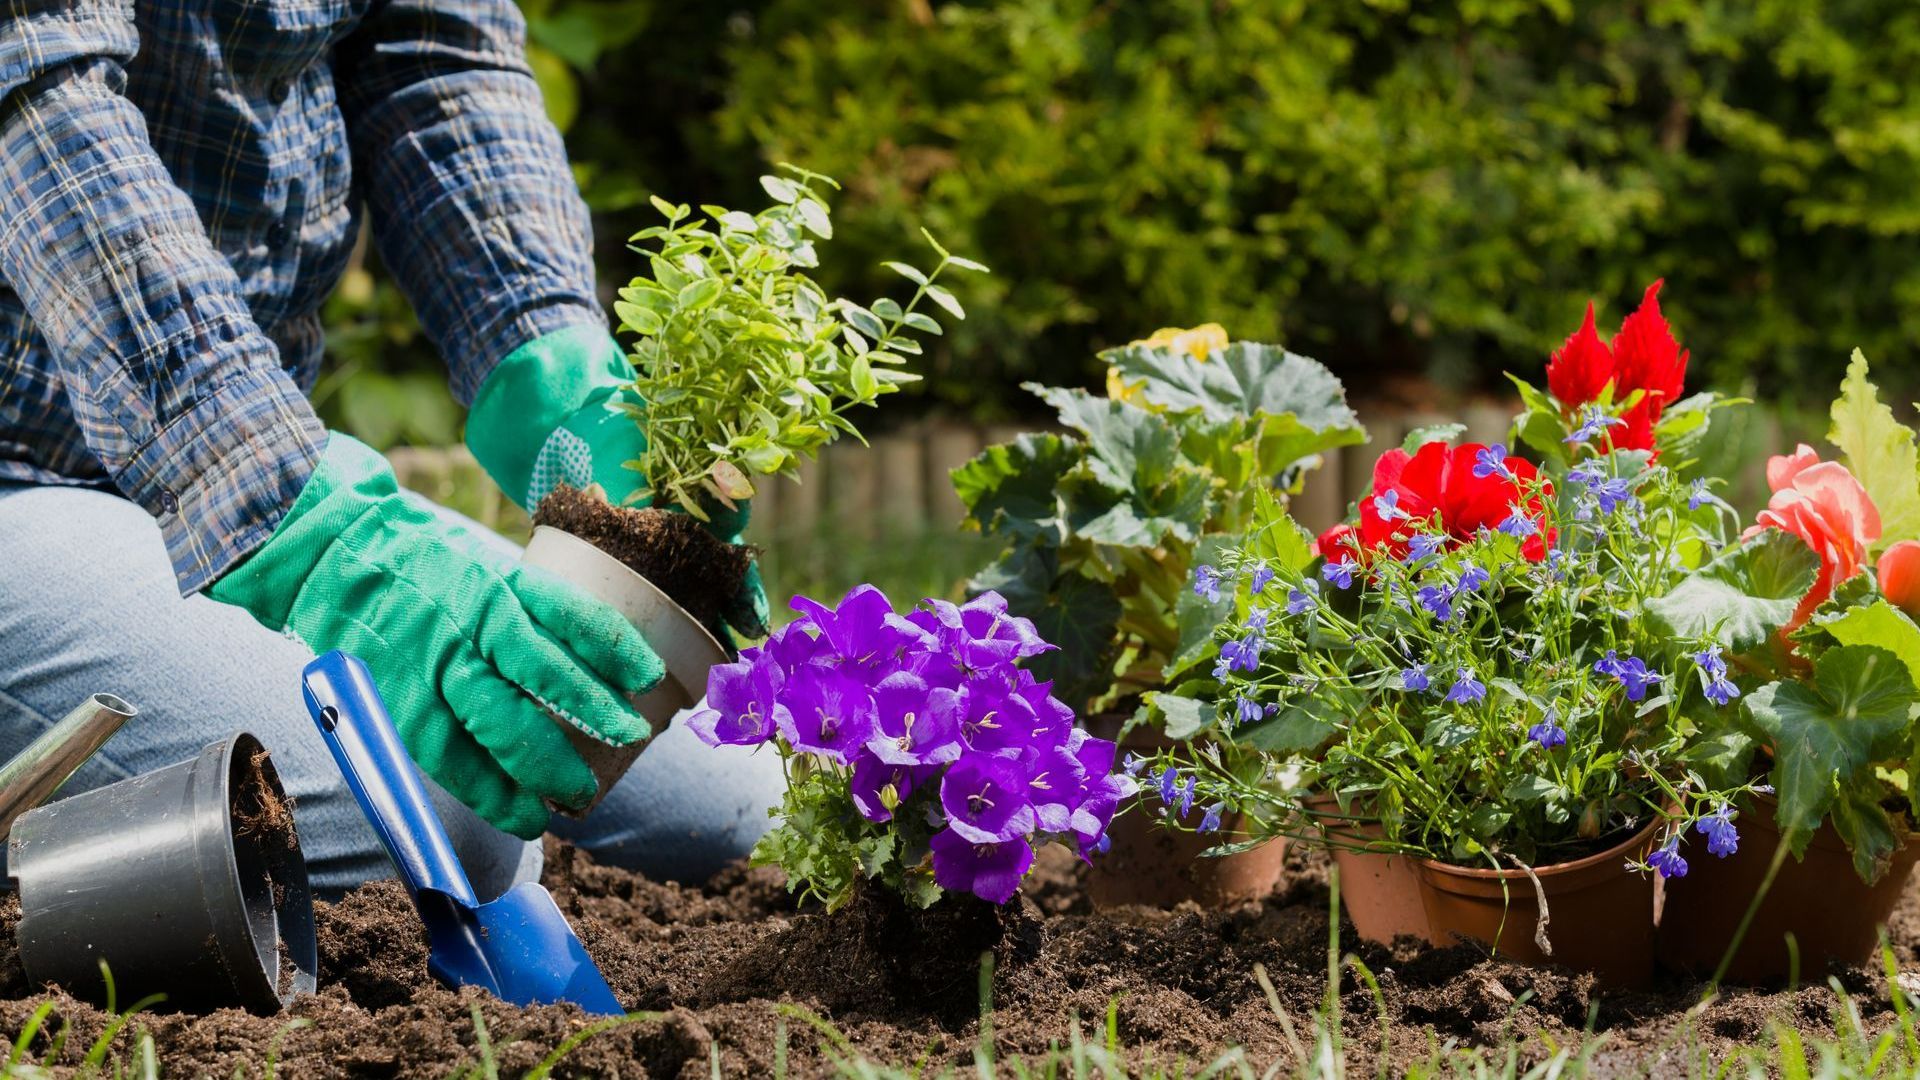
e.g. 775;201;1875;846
9;732;316;1013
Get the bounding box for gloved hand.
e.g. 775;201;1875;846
209;432;662;838
465;324;769;643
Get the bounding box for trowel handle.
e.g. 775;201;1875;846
301;651;480;908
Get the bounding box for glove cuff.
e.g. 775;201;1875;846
466;324;633;510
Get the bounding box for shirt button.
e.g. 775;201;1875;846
267;221;292;250
158;489;178;514
268;78;292;105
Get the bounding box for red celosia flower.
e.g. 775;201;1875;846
1609;280;1688;409
1605;394;1661;454
1743;444;1881;632
1546;303;1614;408
1353;441;1554;562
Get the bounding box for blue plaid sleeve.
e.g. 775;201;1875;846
336;0;607;406
0;4;325;594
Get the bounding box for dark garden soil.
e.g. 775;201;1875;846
0;840;1915;1077
534;484;754;629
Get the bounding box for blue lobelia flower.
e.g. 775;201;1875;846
1593;649;1625;679
1220;633;1266;673
1527;709;1568;749
1405;532;1447;565
1212;654;1233;680
1249;563;1277;595
1693;643;1728;679
1286;588;1316;616
1694;644;1740;705
1199;803;1225;833
1605;654;1663;701
1648;836;1689;879
1704;675;1741;707
1177;774;1197;818
1415;583;1456;623
1473;443;1516;481
1372;489;1410;522
1321;557;1359;590
1400;664;1432;693
1156;766;1180;806
1236;696;1263;726
1445;668;1487;705
1689;478;1711;511
1565;405;1625;445
1193;564;1223;603
1123;752;1147;776
1246;607;1272;633
1498;504;1540;539
1456;563;1491;593
1593;477;1638;516
1566;462;1606;491
1696;804;1739;858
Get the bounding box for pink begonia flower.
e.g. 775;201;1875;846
1744;444;1881;632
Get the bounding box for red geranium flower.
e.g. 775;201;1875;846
1351;441;1555;562
1543;280;1689;454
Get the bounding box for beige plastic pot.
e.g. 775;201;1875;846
520;525;729;813
1305;794;1433;947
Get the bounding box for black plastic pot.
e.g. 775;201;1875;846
8;733;316;1013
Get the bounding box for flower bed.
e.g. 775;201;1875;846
1;847;1916;1075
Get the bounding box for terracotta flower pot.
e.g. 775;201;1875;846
1416;819;1660;988
1082;716;1288;909
1657;795;1920;984
520;525;729;813
1305;794;1433;946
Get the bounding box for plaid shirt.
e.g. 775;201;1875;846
0;0;603;593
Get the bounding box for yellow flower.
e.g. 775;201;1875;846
1107;324;1229;402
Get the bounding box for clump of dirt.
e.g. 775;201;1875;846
534;483;755;628
0;841;1915;1075
233;747;298;851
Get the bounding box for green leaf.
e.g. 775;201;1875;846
1646;530;1821;653
946;255;990;273
1402;423;1467;452
1742;645;1915;853
1504;774;1564;803
1027;385;1179;491
950;433;1079;540
1819;600;1920;687
971;543;1120;709
1235;692;1348;754
1061;466;1212;548
613;300;662;336
925;284;965;320
1150;694;1212;741
1829;350;1920;550
883;261;928;286
759;175;801;204
676;276;722;311
1829;785;1903;884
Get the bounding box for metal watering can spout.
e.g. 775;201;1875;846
0;693;137;839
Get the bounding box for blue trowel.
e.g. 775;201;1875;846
301;650;624;1016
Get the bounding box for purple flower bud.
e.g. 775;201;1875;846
1688;479;1711;511
930;830;1034;905
1199;803;1225;834
849;755;931;823
1236;696;1263;726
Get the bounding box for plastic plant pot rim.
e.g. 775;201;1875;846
521;525;728;682
196;732;315;1010
1415;817;1660;897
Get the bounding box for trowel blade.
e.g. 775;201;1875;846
467;882;624;1016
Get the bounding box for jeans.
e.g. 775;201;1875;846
0;481;784;898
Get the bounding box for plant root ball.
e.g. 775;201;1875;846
533;484;756;629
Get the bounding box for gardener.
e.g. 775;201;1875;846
0;2;782;897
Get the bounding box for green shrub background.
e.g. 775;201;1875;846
320;0;1920;446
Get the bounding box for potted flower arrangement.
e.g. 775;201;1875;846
1658;353;1920;983
684;585;1135;998
951;327;1365;906
1139;283;1766;986
522;168;983;803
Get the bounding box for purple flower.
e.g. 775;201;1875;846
1211;655;1233;680
789;584;931;669
940;753;1036;843
1696;804;1739;858
1456;563;1490;593
1445;668;1486;705
1199;803;1225;833
1286;588;1315;616
1246;607;1271;633
689;653;789;747
958;681;1042;756
1156;766;1180;806
1219;633;1265;674
1694;645;1740;706
763;621;831;672
1415;584;1455;623
1704;676;1741;707
1693;644;1728;679
1177;773;1197;818
848;756;930;823
1122;752;1147;776
1593;477;1638;516
1250;564;1277;595
1372;489;1410;523
1565;462;1605;492
1689;479;1711;511
1596;652;1662;701
1498;504;1539;539
775;664;876;762
1019;742;1086;832
1236;696;1263;726
1473;443;1515;481
864;673;963;766
1405;532;1446;565
1593;650;1625;679
930;830;1034;905
1400;664;1432;693
1648;836;1689;879
1321;557;1359;590
917;593;1054;675
1193;565;1223;602
1527;709;1568;749
1565;405;1624;445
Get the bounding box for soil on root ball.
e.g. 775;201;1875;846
533;483;754;630
0;843;1918;1075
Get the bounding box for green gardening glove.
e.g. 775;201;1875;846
465;323;769;643
209;432;663;838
